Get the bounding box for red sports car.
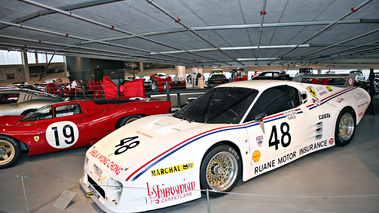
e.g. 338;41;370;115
0;98;171;168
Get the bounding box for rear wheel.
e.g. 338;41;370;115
116;115;144;129
0;136;21;169
335;108;356;146
200;144;241;196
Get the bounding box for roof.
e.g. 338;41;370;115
0;0;378;68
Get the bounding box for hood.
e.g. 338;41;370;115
88;114;210;181
0;115;25;126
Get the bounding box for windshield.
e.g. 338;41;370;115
21;105;53;121
174;87;258;124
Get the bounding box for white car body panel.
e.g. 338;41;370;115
80;80;370;212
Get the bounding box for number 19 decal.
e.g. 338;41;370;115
46;121;79;149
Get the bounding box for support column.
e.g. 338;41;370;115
176;65;186;78
139;62;144;73
197;67;204;89
21;51;30;82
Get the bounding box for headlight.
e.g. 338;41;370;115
90;164;103;181
106;178;123;205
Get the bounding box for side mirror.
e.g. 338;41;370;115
254;112;267;122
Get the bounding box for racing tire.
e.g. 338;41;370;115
116;114;144;129
200;144;241;196
0;136;21;169
335;108;356;146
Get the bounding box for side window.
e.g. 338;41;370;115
244;86;300;122
55;104;82;118
0;93;20;104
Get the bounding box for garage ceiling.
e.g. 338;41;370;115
0;0;378;68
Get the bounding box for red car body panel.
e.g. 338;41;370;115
0;99;171;156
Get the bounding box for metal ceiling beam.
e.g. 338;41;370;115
92;19;369;44
19;0;221;65
290;28;379;62
268;0;373;65
0;34;199;65
146;0;241;66
308;40;379;61
0;41;196;65
0;0;124;30
0;20;201;64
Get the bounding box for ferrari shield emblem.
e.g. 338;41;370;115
307;86;317;99
34;136;39;142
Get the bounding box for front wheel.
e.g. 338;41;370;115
335;108;356;146
200;144;241;196
0;136;21;169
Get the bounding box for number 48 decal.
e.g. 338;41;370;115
114;136;140;155
269;122;291;150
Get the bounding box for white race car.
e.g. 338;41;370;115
80;77;370;212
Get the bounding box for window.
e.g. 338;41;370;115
55;104;81;118
175;87;258;124
244;85;301;122
21;105;53;121
0;93;20;104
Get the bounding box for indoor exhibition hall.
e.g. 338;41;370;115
0;0;378;213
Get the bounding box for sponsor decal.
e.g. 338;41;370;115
316;86;324;91
319;91;327;96
89;149;124;175
254;151;296;175
358;101;369;108
299;140;328;156
34;136;39;142
336;98;344;103
348;77;354;86
329;138;334;145
319;113;330;120
256;135;263;147
326;86;333;92
147;180;196;204
307;86;317;98
252;150;261;163
150;163;194;177
284;109;297;120
136;130;153;138
358;112;363;117
353;93;367;102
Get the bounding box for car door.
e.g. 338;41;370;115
243;85;308;177
30;103;96;155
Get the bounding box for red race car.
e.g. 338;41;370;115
0;98;171;168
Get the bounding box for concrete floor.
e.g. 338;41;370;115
1;109;378;213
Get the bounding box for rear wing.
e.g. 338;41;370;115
292;73;359;88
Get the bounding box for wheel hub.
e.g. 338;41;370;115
211;164;225;175
0;147;5;155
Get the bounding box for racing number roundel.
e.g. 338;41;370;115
348;77;354;86
46;121;79;149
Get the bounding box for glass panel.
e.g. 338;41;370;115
175;87;258;124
